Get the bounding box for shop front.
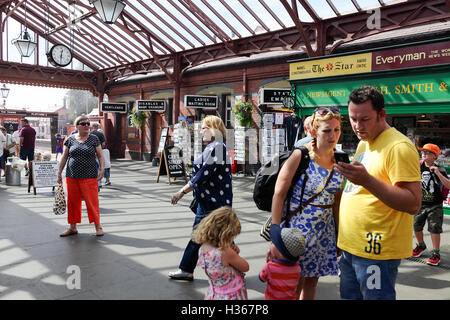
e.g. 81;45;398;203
289;38;450;214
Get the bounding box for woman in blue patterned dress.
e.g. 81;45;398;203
270;107;344;300
169;115;233;281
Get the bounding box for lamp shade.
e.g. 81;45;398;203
11;29;37;57
1;84;10;99
91;0;126;24
417;114;432;123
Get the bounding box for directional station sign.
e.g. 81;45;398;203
100;102;127;113
136;100;166;112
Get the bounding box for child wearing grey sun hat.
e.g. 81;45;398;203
259;224;306;300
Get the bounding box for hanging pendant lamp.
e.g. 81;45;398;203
91;0;126;24
12;28;37;57
12;1;36;58
1;84;10;99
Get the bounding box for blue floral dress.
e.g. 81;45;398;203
281;159;344;278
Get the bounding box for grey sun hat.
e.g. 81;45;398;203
270;224;306;261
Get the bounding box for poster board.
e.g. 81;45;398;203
156;146;188;184
157;127;169;155
29;161;59;195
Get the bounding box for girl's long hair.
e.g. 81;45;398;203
193;206;241;249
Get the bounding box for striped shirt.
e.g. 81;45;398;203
259;259;300;300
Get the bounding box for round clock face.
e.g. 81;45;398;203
49;44;73;67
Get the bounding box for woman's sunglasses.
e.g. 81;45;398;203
311;106;340;125
78;122;90;127
314;106;340;116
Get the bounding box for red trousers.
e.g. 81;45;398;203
66;177;100;226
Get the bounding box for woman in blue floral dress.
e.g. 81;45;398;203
269;107;344;300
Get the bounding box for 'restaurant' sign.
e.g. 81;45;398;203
259;88;291;105
184;95;218;109
100;102;127;113
290;40;450;80
136;100;166;111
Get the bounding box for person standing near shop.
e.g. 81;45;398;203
0;127;5;181
90;122;106;149
19;118;36;176
169;115;233;281
57;115;105;237
271;107;344;300
294;116;312;147
334;86;421;300
12;125;21;157
412;143;450;266
1;126;16;177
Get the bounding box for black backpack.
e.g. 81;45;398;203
253;146;310;212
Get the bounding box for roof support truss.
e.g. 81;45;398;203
0;0;448;93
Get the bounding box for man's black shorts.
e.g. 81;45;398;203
20;148;35;161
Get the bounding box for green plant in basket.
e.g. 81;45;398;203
232;100;253;127
129;107;148;129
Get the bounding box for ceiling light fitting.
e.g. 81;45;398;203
90;0;126;24
1;84;10;99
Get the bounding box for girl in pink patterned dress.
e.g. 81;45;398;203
193;206;249;300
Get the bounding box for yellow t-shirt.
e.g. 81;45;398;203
338;127;420;260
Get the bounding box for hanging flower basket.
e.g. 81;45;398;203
232;101;253;127
129;106;148;129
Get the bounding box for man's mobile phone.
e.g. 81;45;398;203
334;151;350;164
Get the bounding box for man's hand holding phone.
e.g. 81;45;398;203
334;160;371;187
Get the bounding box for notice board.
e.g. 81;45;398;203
29;161;59;194
157;127;169;154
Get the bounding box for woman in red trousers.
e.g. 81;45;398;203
57;115;105;237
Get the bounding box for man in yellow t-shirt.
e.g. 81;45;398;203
334;86;421;300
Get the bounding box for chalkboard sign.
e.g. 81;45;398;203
157;127;169;154
157;146;187;184
29;161;59;195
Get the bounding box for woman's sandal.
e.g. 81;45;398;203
60;228;78;237
95;226;104;237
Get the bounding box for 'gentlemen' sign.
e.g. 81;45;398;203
184;95;218;109
137;100;166;111
100;102;127;113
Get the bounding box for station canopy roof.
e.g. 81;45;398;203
0;0;449;90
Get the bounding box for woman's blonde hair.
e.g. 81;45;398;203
309;107;341;160
193;206;241;248
202;115;227;142
74;115;89;126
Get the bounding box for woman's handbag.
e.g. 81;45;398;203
189;198;198;214
260;169;334;241
53;184;66;215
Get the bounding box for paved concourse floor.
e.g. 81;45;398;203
0;160;449;300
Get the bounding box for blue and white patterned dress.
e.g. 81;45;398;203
281;159;344;278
